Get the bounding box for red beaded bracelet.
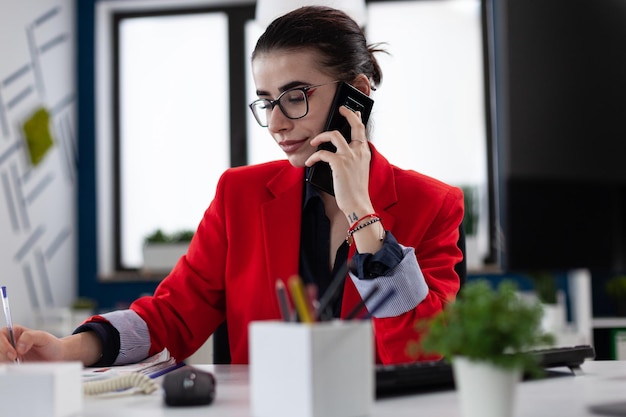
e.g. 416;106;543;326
348;213;380;232
346;216;384;246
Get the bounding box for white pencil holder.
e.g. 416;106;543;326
249;320;374;417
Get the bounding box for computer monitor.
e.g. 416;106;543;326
487;0;626;272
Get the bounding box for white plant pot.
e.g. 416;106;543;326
452;356;522;417
35;308;94;337
541;302;566;334
142;242;189;273
464;235;481;270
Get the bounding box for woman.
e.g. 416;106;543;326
1;6;464;366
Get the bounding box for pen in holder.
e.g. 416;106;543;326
249;320;374;417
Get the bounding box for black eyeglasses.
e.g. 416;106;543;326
248;81;340;127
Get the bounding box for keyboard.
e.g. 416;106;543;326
375;345;596;397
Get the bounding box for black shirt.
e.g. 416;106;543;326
299;171;404;317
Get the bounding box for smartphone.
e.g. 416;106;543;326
305;82;374;195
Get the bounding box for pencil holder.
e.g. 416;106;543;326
249;320;374;417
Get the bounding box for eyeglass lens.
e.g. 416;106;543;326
250;88;309;127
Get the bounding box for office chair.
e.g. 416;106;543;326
213;322;231;364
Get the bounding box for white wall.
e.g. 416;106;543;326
0;0;77;327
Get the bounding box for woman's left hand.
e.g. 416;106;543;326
305;106;374;217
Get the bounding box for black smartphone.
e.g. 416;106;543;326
305;82;374;195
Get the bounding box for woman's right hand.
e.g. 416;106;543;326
1;325;65;363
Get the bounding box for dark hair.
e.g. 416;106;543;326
252;6;385;89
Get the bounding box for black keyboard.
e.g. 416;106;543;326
375;344;595;397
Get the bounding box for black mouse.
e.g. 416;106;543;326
163;366;216;406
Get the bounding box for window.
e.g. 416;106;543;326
96;2;254;276
115;12;229;269
365;0;491;269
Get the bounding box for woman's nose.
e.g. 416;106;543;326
267;106;291;132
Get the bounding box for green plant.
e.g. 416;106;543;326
460;185;478;236
415;279;554;375
527;271;558;305
170;230;195;242
144;229;194;244
605;276;626;316
72;297;96;311
605;276;626;300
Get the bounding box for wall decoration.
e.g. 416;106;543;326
22;106;54;166
0;1;77;326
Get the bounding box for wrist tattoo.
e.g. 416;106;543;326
348;212;359;223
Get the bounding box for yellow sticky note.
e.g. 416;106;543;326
22;107;54;166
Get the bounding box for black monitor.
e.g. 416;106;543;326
487;0;626;272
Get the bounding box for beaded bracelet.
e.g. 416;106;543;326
348;213;380;232
346;217;382;246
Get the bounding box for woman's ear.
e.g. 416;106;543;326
352;74;371;96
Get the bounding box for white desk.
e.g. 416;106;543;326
83;360;626;417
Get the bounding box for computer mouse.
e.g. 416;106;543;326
163;366;216;406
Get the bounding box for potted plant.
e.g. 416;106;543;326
71;297;97;325
460;185;479;238
459;185;482;269
526;271;566;334
605;275;626;316
142;229;194;273
527;271;558;305
416;279;555;417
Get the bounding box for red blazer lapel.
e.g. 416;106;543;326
368;143;398;231
262;164;305;285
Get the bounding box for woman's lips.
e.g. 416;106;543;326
279;139;307;154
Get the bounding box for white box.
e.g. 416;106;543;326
249;320;374;417
0;362;83;417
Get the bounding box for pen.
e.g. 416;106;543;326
361;287;397;319
1;286;19;363
275;279;293;322
315;261;348;321
287;275;314;323
148;361;186;379
345;284;380;320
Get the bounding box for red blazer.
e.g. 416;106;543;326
131;144;464;364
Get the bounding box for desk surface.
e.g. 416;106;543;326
84;360;625;417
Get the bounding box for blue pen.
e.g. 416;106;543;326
149;361;186;379
362;287;397;319
1;286;19;363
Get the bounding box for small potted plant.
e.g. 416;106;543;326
142;228;194;273
459;185;482;269
526;271;566;334
71;297;97;325
605;275;626;316
527;271;558;305
415;279;555;417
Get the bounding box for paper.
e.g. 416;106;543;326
82;348;177;381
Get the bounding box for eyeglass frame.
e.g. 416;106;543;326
248;80;341;127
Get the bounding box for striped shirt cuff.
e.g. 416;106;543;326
99;309;152;365
349;246;428;318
